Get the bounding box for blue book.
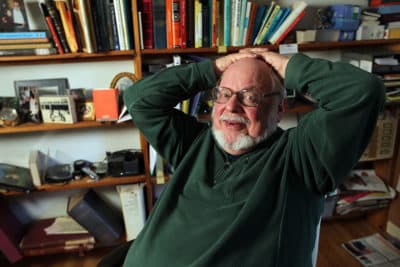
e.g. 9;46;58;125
0;31;47;39
152;0;167;48
250;5;267;45
223;0;231;46
262;7;290;43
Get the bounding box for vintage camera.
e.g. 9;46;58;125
106;149;144;177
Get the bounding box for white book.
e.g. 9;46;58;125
116;183;146;241
113;0;126;50
28;149;59;187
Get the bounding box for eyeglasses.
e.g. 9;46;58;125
212;86;281;107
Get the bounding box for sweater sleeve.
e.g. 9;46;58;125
123;60;217;167
285;54;386;194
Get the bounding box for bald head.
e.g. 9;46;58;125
220;57;281;95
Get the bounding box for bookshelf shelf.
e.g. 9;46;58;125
141;39;400;56
1;175;147;196
0;50;136;65
0;121;134;135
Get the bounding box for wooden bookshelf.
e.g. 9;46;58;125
0;121;134;135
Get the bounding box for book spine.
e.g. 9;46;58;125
76;0;97;53
0;32;47;39
186;0;195;47
201;0;210;47
113;0;126;50
172;0;182;48
210;0;217;47
165;0;173;48
44;0;70;53
139;0;154;49
245;2;258;46
268;1;307;45
22;244;94;256
55;1;78;53
255;4;280;45
272;10;305;45
180;0;187;48
108;0;120;50
194;0;202;48
151;0;166;49
40;3;64;54
231;0;241;46
223;0;231;46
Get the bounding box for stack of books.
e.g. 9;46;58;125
19;216;95;256
0;31;56;56
334;169;396;215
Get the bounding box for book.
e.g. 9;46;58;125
19;217;95;251
249;4;267;45
254;3;280;45
39;95;78;124
92;88;119;122
113;0;126;50
73;0;97;53
29;150;48;187
0;163;34;192
0;31;47;39
342;233;400;266
139;0;154;49
152;0;167;49
0;42;53;50
194;0;202;48
116;183;146;241
40;2;64;54
0;199;26;263
0;37;49;44
22;243;94;256
180;0;187;48
55;0;79;53
0;47;57;56
186;0;195;47
253;1;276;45
90;0;110;52
67;189;124;244
172;0;182;48
223;0;231;46
268;1;307;45
44;0;70;53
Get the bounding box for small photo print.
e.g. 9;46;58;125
15;86;41;123
0;0;29;32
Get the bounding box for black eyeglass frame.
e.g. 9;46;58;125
211;86;282;107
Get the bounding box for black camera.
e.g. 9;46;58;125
106;149;144;177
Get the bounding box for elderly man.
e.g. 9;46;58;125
119;49;384;267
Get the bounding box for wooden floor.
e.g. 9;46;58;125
2;219;376;267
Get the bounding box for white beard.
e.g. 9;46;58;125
212;127;269;152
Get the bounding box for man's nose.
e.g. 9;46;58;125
225;94;243;112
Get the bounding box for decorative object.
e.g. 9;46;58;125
14;78;69;123
110;72;137;91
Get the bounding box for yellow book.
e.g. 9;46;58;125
55;0;78;53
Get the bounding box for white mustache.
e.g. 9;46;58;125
219;114;250;125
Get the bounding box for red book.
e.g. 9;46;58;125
180;0;187;48
40;3;64;54
172;0;182;48
273;10;305;45
166;0;173;48
92;88;120;121
20;218;95;251
140;0;154;49
0;200;25;263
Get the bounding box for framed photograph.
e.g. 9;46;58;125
110;72;137;92
14;78;69;123
0;0;29;32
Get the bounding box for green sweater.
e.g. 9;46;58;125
123;54;385;267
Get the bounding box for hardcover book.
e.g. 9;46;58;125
19;217;95;251
67;189;124;245
0;163;34;192
39;95;77;124
152;0;167;48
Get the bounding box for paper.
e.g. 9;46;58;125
44;216;88;235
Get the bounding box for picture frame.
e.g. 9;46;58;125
14;78;69;123
110;72;137;92
0;0;29;32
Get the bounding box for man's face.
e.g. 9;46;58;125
211;58;282;155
